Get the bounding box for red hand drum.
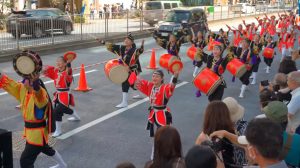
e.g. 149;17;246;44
226;58;247;78
263;48;275;59
104;59;129;85
193;67;222;96
187;45;197;60
159;54;183;74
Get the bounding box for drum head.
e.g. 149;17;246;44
14;56;35;76
170;60;183;74
109;66;129;85
64;51;77;62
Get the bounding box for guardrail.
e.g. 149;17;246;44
0;4;293;52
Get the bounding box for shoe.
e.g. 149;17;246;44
266;66;270;73
52;122;62;137
68;110;81;121
239;85;246;98
50;151;67;168
116;92;128;108
251;73;257;85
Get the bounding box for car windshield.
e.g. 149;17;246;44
144;2;162;10
165;11;190;23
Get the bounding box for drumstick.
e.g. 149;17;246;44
87;34;105;44
114;51;127;66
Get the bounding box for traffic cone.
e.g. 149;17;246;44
74;64;92;92
147;48;157;69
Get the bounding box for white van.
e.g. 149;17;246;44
143;1;183;26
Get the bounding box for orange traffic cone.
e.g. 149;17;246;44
74;64;92;92
147;48;157;69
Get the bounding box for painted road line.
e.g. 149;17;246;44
57;81;189;140
0;69;98;97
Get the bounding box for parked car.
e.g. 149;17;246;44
143;1;183;27
6;8;73;38
153;8;208;41
231;3;256;13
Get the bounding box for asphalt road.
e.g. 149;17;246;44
0;16;299;168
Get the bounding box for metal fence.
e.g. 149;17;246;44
0;4;294;51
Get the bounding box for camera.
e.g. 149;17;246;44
260;80;269;87
202;138;224;153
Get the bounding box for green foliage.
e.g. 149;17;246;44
74;15;85;23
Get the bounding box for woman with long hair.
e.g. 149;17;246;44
195;101;235;168
145;126;185;168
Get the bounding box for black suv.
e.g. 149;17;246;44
6;8;73;38
153;8;208;41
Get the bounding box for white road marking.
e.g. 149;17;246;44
57;81;189;140
0;69;98;97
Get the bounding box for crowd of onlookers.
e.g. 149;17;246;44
89;3;125;20
114;51;300;168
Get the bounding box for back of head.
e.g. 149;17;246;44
259;89;278;108
153;126;182;168
185;145;217;168
203;101;235;135
288;71;300;86
116;162;136;168
273;73;288;88
278;57;297;75
245;118;283;160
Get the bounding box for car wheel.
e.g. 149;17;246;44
63;23;72;35
33;26;43;38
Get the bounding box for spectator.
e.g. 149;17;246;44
99;7;103;19
278;57;297;75
259;88;277;109
262;101;300;167
145;126;185;168
90;4;95;20
211;118;289;167
272;73;292;104
238;118;288;167
195;101;235;168
116;162;136;168
185;145;217;168
287;71;300;134
222;97;248;166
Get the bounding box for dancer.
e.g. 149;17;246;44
249;34;264;85
0;72;67;168
235;38;254;98
263;36;277;73
191;31;207;77
194;45;233;101
105;34;144;108
226;24;245;48
156;34;184;58
43;52;80;137
278;27;291;61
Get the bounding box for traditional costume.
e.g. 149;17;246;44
106;34;144;108
0;74;67;168
263;41;277;73
249;39;263;85
44;54;80;137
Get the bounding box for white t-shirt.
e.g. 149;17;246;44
288;87;300;130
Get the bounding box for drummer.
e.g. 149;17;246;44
235;38;255;98
155;33;185;59
263;36;277;73
194;44;233;101
207;28;230;48
43;52;80;137
278;27;291;61
190;31;207;77
105;34;144;108
249;34;264;85
134;69;179;158
0;72;67;168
